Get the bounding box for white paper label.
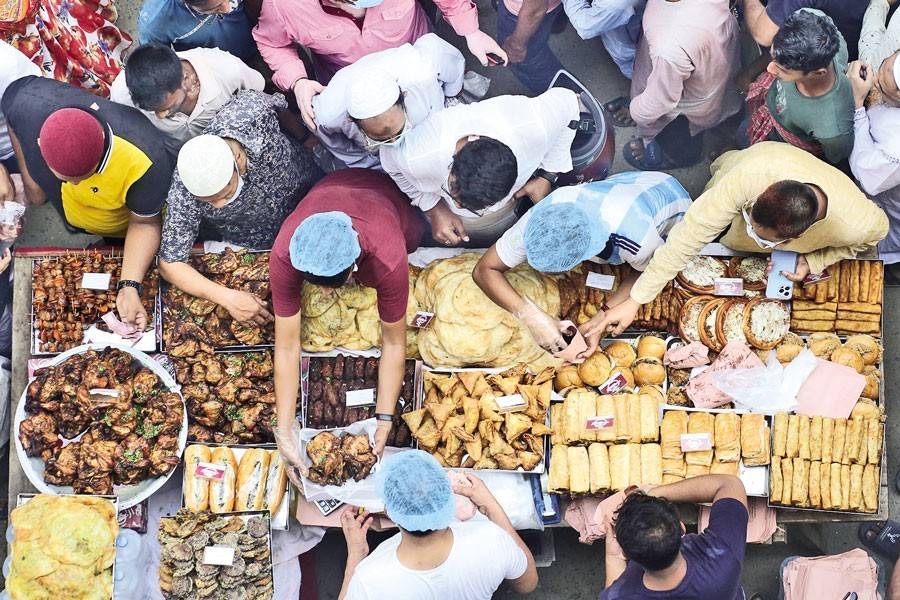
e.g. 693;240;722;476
81;273;111;290
585;272;615;290
495;394;526;409
346;388;376;407
680;433;712;452
203;546;235;566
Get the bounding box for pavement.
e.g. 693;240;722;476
12;1;900;598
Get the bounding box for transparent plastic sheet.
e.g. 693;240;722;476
0;174;26;253
710;349;818;414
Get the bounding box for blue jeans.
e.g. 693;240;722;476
496;1;566;94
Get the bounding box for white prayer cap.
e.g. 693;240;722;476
177;135;233;197
346;68;402;120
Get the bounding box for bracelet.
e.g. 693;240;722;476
117;279;142;295
374;412;394;422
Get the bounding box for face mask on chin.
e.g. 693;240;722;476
349;0;383;8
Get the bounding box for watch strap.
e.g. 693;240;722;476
117;279;142;295
374;412;394;422
534;168;558;185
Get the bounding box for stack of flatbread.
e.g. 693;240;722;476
413;253;561;369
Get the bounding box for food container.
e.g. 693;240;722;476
181;443;290;530
30;254;161;355
14;343;188;510
300;354;421;448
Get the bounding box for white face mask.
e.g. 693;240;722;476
221;172;244;206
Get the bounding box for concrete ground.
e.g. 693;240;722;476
12;1;900;598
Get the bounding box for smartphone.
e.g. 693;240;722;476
486;52;506;66
766;250;798;300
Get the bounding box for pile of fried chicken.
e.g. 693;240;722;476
163;249;272;355
174;351;280;444
19;347;183;494
305;432;376;486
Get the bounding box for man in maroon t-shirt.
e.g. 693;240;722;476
269;169;426;483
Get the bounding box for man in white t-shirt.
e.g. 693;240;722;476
338;450;538;600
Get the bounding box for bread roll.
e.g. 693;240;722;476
739;414;764;462
772;412;788;457
832;418;846;464
710;460;739;476
184;445;211;512
235;448;270;511
568;446;590;495
606;340;637;368
862;464;878;513
781;458;793;505
579;391;601;443
769;459;782;503
578;351;614;386
614;394;631;443
808;461;821;509
549;445;569;493
662;457;686;477
821;417;834;464
596;395;617;443
849;464;864;511
809;416;823;462
786;415;800;459
798;416;810;460
639;394;659;442
209;447;238;513
641;444;663;485
821;462;833;510
661;411;688;459
628;444;642;487
263;450;288;514
609;444;631;491
627;395;642;444
588;443;611;495
637;335;667;360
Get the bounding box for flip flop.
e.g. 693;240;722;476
623;139;678;171
858;520;900;562
602;96;634;127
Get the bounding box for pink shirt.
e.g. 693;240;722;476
254;0;480;89
502;0;561;17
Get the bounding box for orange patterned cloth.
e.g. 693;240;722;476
2;0;131;97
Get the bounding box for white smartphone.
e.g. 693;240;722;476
766;250;798;300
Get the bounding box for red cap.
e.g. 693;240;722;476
39;108;106;178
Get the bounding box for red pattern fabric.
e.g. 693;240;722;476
745;71;823;157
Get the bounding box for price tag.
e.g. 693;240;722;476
410;311;435;329
194;462;226;481
680;433;712;452
586;272;615;290
803;268;831;286
495;394;527;413
203;546;236;566
585;415;615;430
597;372;629;395
346;388;376;407
714;278;744;296
81;273;111;290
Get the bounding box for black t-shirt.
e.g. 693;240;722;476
1;76;172;216
599;499;749;600
766;0;866;60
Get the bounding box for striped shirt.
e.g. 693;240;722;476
495;171;691;271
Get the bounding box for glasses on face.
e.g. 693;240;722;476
742;205;791;249
362;116;410;148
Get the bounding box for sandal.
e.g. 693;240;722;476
623;139;678;171
858;520;900;562
602;96;634;127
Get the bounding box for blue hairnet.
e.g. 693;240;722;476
375;450;456;532
523;202;608;272
289;211;361;276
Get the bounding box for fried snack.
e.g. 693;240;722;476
627;395;642;445
609;444;631;492
588;443;611;495
821;417;834;465
846;417;865;464
770;459;783;503
840;464;851;511
740;414;768;466
863;464;878;513
715;413;741;463
772;412;788;457
628;444;642;487
860;261;871;303
563;393;583;445
639;394;660;443
867;419;883;466
808;461;821;509
661;411;688;460
798;416;811;460
596;395;617;443
549;445;569;493
614;395;632;444
641;444;662;486
821;462;833;510
550;404;564;447
809;416;823;462
786;415;800;459
685;412;714;467
849;464;864;511
710;460;739;476
686;464;710;478
781;458;794;505
662;457;686;478
567;446;590;495
792;458;808;507
870;261;884;304
832;418;846;464
830;463;842;510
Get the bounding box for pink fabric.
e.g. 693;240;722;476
564;498;604;545
501;0;561;18
686;342;764;409
664;341;710;369
591;490;626;533
629;0;742;142
698;498;776;544
796;359;866;419
253;0;479;89
783;549;881;600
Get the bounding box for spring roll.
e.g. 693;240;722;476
821;417;834;464
792;458;808;507
772;412;789;457
867;419;883;466
715;413;741;463
550;404;564;447
798;417;811;460
661;411;688;459
609;443;631;491
563;397;582;445
627;395;642;444
567;446;590;495
769;459;783;503
685;412;715;467
830;463;842;510
781;458;793;505
840;464;851;510
614;395;632;443
549;445;569;493
832;418;846;464
847;417;865;464
809;416;823;462
595;395;617;443
740;414;764;463
862;464;878;513
786;415;800;459
628;443;642;486
641;443;663;485
820;462;833;510
849;463;864;511
588;443;611;495
808;461;821;509
640;394;660;442
710;460;739;476
579;392;601;443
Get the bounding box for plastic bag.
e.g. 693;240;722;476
0;174;26;253
465;471;543;530
710;349;818;414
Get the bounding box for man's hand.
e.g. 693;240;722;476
341;508;374;562
116;287;148;333
0;248;10;274
514;297;567;353
374;421;391;456
0;166;14;203
846;61;874;110
464;30;508;67
223;288;273;325
272;420;308;486
293;78;325;130
503;37;527;64
604;520;626;561
579;297;639;341
765;254;810;283
452;473;500;514
514;177;552;204
428;203;470;246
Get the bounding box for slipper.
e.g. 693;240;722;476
602;96;634;127
623;139;678;171
894;468;900;494
858;520;900;562
883;264;900;287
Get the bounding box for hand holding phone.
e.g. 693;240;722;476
766;250;798;299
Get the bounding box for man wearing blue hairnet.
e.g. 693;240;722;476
473;171;691;358
267;170;426;484
338;451;538;599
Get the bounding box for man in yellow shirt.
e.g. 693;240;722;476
584;142;889;341
3;76;173;332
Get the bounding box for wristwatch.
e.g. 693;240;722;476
534;168;559;186
374;412;394;422
116;279;142;295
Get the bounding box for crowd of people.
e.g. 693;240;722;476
3;0;900;597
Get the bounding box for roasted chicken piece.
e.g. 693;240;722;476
198;354;224;383
197;247;240;273
188;297;216;316
132;368;160;398
230;321;265;345
82;360;114;389
146;392;185;436
187;424;215;443
19;413;59;457
240;403;266;431
220;354;245;378
205;312;233;345
242;353;273;378
43;442;81;486
190;399;224;429
114;434;151;484
168;338;200;358
148;434;180;477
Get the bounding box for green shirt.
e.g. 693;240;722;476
766;15;854;164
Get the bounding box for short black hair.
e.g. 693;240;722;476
751;180;818;239
771;10;840;73
450;137;518;212
124;43;183;111
613;493;682;571
402;527;438;538
301;264;354;289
